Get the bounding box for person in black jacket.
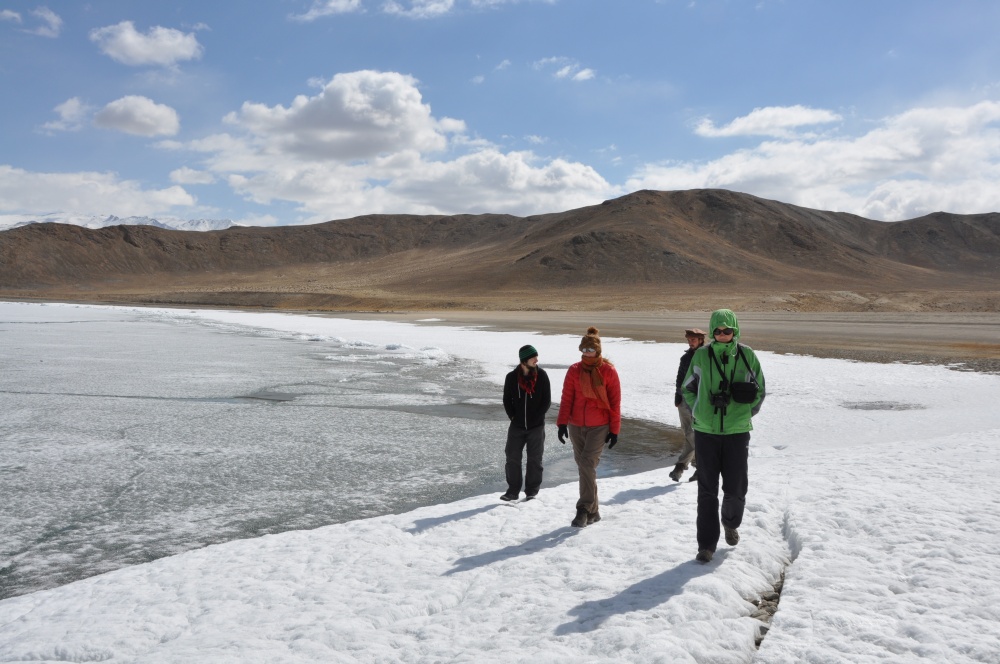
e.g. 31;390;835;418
500;344;551;501
669;329;705;482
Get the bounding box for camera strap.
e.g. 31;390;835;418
709;345;738;393
708;345;738;427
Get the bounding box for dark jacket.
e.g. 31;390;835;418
504;367;551;430
675;347;697;406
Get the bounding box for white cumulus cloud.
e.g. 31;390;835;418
175;69;614;221
628;100;1000;220
224;70;462;160
1;9;21;23
0;165;194;216
695;105;843;138
94;96;180;137
89;21;203;67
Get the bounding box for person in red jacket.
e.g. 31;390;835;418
557;326;621;528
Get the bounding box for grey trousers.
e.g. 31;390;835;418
676;404;697;469
569;424;609;513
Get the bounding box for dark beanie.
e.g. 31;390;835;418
519;344;538;362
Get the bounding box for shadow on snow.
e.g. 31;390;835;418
554;551;726;634
442;526;581;575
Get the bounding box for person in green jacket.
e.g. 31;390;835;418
681;309;765;563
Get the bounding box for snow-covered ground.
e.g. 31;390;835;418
1;303;998;662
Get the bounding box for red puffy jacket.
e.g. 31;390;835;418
557;361;621;434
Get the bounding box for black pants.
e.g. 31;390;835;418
505;423;545;496
694;430;750;551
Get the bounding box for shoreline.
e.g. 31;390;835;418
313;309;1000;375
4;299;999;374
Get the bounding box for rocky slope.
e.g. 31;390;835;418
2;189;997;311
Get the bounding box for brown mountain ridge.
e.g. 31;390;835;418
2;189;998;312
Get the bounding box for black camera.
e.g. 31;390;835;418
710;393;730;409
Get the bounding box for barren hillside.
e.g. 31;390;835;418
2;189;998;312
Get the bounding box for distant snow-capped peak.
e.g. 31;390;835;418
0;213;237;232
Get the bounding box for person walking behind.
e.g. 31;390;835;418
682;310;765;563
669;328;706;482
557;327;621;527
500;345;551;502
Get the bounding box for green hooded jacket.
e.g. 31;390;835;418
682;309;765;434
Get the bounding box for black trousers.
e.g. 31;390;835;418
694;430;750;551
505;423;545;496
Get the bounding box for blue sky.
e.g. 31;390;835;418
2;1;1000;225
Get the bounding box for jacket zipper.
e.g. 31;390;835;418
519;385;531;428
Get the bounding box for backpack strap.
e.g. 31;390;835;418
736;344;758;387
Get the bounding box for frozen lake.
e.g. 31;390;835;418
0;303;681;599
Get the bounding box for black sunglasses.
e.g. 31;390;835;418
713;327;734;336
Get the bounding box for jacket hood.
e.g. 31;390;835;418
709;309;740;355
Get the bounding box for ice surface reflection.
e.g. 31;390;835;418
0;304;681;599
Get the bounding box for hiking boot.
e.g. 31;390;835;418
587;511;601;525
523;494;537;501
500;493;518;502
688;469;699;483
695;549;714;563
668;463;685;482
725;526;740;546
571;508;589;528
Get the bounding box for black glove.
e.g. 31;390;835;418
605;432;618;448
558;424;568;444
674;394;682;407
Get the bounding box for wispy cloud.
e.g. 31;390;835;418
31;7;61;37
42;97;92;132
90;21;203;67
695;105;842;138
7;6;63;37
289;0;558;21
533;56;595;82
290;0;364;21
170;167;216;185
383;0;456;19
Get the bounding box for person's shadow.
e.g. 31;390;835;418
406;505;500;534
443;526;580;576
602;483;679;506
554;551;726;634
